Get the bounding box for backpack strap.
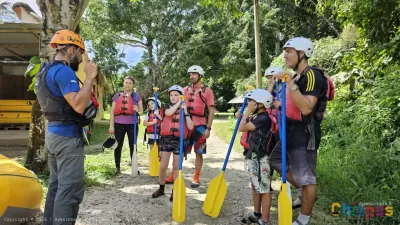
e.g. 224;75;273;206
198;85;208;105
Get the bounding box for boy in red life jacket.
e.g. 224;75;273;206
151;85;194;201
238;89;274;225
144;97;163;149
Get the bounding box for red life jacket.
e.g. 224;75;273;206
240;131;250;150
184;85;208;118
239;113;278;150
114;92;134;116
147;110;162;133
285;87;302;121
160;106;188;138
285;66;335;122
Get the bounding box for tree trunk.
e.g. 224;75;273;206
147;38;155;87
25;100;47;173
25;0;89;173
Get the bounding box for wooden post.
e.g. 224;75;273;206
254;0;262;88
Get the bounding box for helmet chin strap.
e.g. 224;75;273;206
294;51;306;71
62;46;80;64
192;75;202;85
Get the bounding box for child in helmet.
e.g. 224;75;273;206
143;97;163;149
151;85;194;201
238;89;274;225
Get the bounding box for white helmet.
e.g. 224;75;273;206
168;85;184;95
146;97;162;109
283;37;314;58
187;65;205;76
245;89;273;108
265;66;284;76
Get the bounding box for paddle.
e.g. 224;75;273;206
202;85;254;218
278;76;292;225
172;96;186;222
131;88;139;176
149;87;160;177
276;79;292;204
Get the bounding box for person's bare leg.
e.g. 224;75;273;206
252;185;262;213
293;184;315;225
260;193;272;223
195;153;203;172
274;168;300;189
301;184;316;215
172;154;180;181
152;152;171;198
158;152;171;185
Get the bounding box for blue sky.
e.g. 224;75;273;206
2;0;144;68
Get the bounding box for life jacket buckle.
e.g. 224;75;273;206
170;128;179;132
172;118;179;122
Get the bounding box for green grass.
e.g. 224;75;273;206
103;110;110;120
84;121;149;186
212;119;243;154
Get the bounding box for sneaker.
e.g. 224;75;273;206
292;196;318;209
257;218;269;225
114;168;121;175
191;173;200;188
292;196;301;209
151;188;165;198
240;213;261;224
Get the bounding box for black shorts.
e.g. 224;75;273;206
160;136;181;155
147;137;159;145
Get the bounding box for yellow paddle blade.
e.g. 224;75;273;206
172;170;186;222
202;172;227;218
278;183;292;225
148;143;160;177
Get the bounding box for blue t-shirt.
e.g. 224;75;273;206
45;63;81;137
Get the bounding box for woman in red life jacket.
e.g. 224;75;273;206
109;76;143;175
151;85;194;201
143;97;162;149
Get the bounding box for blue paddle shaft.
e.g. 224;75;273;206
222;97;248;171
276;80;282;140
179;100;185;170
154;92;158;138
282;81;287;183
134;91;137;148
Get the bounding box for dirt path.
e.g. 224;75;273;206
75;129;280;225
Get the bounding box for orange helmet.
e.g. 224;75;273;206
50;29;85;51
